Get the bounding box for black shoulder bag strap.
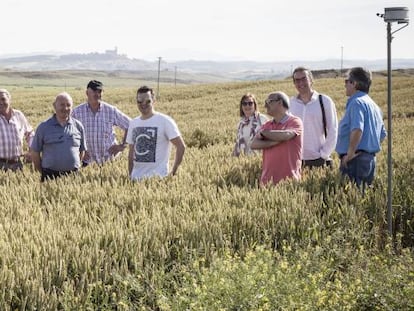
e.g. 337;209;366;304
319;94;327;138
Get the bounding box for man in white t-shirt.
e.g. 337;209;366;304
126;86;186;180
290;67;338;168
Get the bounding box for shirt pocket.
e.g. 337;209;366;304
70;133;82;147
44;134;64;145
103;121;114;143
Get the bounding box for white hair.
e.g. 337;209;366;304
0;89;11;99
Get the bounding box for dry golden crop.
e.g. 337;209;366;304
0;74;413;310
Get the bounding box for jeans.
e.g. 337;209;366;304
340;152;376;187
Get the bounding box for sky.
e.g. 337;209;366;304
1;0;413;62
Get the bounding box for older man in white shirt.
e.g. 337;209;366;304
0;89;33;171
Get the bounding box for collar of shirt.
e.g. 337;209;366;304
273;113;290;124
51;114;74;126
0;108;15;120
87;102;102;112
295;91;319;104
346;91;367;108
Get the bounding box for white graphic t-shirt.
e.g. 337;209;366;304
126;112;180;180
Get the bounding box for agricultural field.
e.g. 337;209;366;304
0;72;413;310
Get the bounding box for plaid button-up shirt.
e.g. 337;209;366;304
0;109;33;159
72;101;130;164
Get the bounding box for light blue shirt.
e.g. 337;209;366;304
336;91;387;155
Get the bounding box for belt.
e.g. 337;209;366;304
0;158;21;164
302;158;332;167
356;150;376;156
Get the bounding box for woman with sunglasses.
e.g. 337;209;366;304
232;93;268;156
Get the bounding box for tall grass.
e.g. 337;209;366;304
0;76;413;310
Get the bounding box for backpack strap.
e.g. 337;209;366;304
319;94;327;138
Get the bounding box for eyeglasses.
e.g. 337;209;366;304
265;98;281;105
242;101;254;107
137;99;152;105
344;79;353;84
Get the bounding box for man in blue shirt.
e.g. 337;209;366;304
31;92;87;182
336;67;387;188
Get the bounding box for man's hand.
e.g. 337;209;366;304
341;152;360;168
23;152;32;163
108;144;126;156
83;151;91;161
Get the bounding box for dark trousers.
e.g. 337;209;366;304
0;159;23;172
302;157;333;169
41;167;78;182
340;152;376;188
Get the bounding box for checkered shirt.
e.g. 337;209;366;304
72;101;130;163
0;109;33;159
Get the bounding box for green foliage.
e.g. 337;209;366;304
160;246;414;311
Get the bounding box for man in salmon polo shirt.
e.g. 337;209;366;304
251;91;303;186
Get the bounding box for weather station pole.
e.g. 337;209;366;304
377;7;409;237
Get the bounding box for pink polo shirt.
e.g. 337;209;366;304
260;114;303;186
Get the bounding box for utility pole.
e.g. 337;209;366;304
174;66;177;88
157;56;162;98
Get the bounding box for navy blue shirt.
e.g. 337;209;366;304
31;115;87;171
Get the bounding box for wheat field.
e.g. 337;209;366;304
1;75;413;310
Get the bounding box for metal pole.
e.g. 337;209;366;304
174;66;177;88
157;57;162;98
386;22;393;236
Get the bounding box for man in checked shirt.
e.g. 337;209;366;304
0;89;34;171
72;80;131;166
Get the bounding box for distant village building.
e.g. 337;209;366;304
105;47;118;56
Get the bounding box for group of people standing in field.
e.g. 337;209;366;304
1;66;386;189
0;81;185;182
233;66;387;189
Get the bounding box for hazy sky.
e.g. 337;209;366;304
2;0;412;62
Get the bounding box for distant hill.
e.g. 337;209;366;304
1;51;414;82
0;52;154;71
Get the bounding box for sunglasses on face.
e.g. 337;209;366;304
242;101;254;107
344;79;354;84
137;99;152;105
265;98;281;105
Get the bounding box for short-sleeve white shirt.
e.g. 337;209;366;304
126;112;180;180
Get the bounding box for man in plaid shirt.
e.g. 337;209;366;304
0;89;34;171
72;80;131;165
